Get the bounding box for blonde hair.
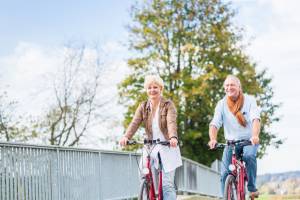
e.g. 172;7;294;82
144;75;164;90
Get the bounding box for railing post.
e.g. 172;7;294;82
98;151;102;200
183;160;188;195
51;148;60;200
129;153;133;199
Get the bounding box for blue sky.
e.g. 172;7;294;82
0;0;299;175
0;0;132;56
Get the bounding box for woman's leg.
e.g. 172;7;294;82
162;169;176;200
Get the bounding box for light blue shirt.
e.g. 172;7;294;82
210;94;261;140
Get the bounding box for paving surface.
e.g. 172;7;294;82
177;195;220;200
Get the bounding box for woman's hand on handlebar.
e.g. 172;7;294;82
169;137;178;147
119;136;129;147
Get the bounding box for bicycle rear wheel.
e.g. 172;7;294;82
138;180;150;200
224;174;238;200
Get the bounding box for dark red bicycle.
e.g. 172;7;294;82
127;139;170;200
214;140;255;200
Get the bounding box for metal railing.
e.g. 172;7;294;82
0;142;221;200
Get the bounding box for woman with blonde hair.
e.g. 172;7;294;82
119;74;182;200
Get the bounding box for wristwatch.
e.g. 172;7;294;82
169;136;178;140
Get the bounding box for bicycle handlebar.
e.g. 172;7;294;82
212;139;252;150
127;139;170;146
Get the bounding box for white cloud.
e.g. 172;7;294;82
0;42;61;114
0;40;129;110
268;0;300;25
236;1;300;174
102;40;126;54
0;40;129;148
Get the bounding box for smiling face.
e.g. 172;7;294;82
146;82;162;100
224;76;241;99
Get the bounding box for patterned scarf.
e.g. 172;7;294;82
227;92;247;127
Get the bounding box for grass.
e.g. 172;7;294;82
257;194;300;200
178;194;300;200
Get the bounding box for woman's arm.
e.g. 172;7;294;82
125;103;144;139
166;101;177;138
166;101;178;147
119;103;144;146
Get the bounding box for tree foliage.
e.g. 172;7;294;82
0;91;36;142
119;0;282;165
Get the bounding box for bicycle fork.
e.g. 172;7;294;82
144;154;164;200
239;162;248;200
157;153;163;200
234;160;247;200
146;155;156;200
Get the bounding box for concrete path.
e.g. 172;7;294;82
177;195;220;200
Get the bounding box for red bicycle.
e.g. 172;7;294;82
214;140;255;200
127;139;170;200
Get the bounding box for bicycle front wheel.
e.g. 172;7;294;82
138;180;150;200
224;174;238;200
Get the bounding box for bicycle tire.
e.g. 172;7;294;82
138;180;150;200
224;174;238;200
243;179;248;200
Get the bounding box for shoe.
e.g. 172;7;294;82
249;191;259;199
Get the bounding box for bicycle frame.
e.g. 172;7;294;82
128;139;169;200
215;140;252;200
143;153;163;200
228;144;248;200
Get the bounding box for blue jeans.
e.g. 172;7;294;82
221;144;259;195
161;169;176;200
140;156;176;200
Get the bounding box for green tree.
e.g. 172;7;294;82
119;0;282;165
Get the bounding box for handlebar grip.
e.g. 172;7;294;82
215;143;226;148
126;140;136;145
208;143;226;150
159;141;170;146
